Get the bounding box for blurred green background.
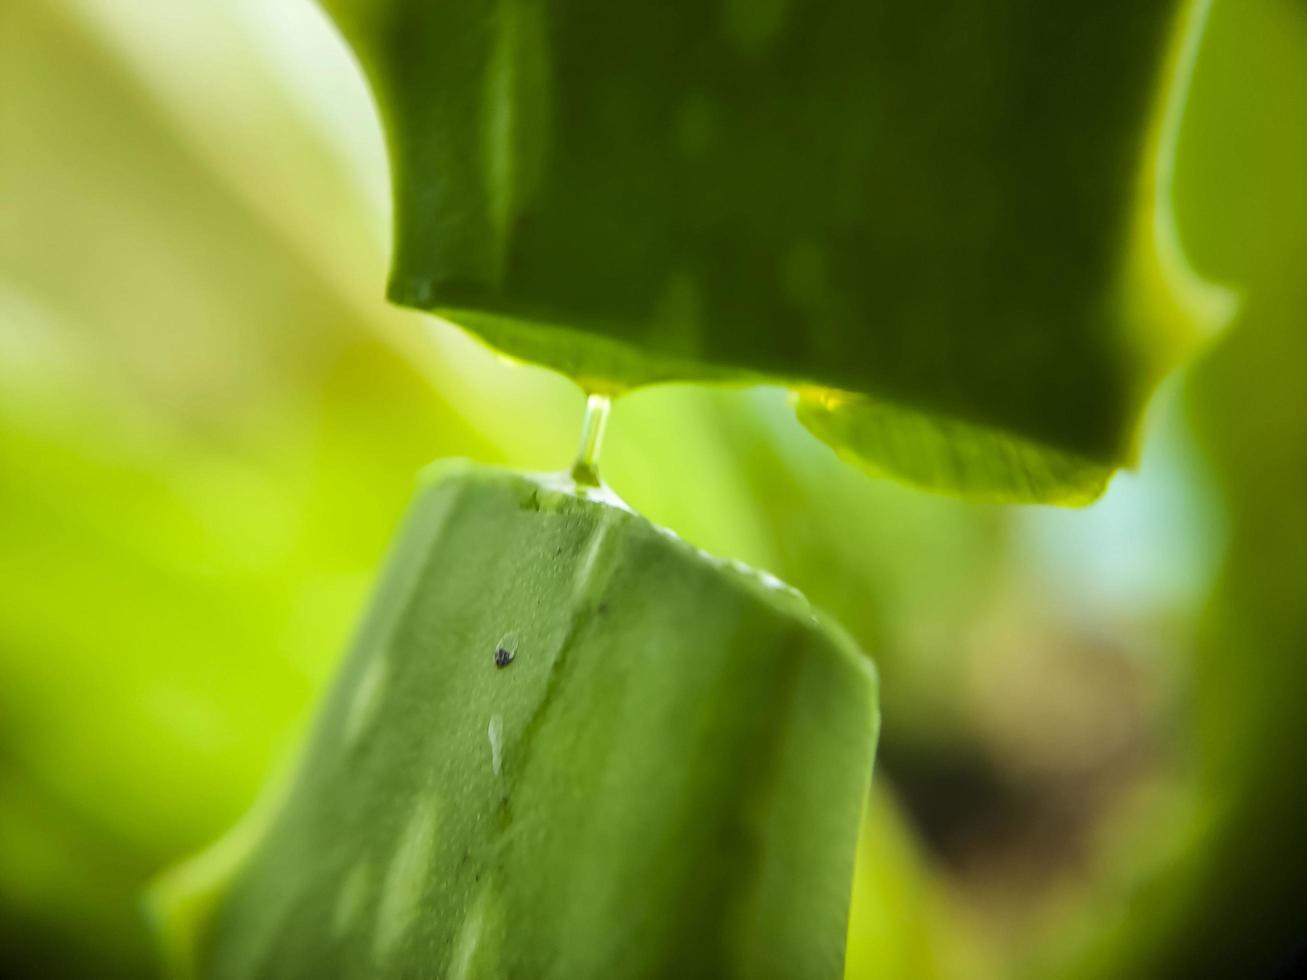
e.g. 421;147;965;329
1;0;1304;977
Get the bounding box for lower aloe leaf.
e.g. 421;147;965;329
154;462;879;980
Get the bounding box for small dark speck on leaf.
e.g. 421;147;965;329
494;646;515;669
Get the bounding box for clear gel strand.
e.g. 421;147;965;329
570;393;611;488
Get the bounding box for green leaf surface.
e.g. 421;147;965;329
158;462;878;980
320;0;1230;503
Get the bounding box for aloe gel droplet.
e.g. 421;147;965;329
570;393;610;488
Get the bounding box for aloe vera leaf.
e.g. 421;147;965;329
160;462;878;980
319;0;1231;503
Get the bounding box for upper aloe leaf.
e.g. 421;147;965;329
321;0;1231;503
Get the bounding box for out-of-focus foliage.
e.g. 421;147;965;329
0;1;1304;979
1024;1;1307;976
321;0;1231;505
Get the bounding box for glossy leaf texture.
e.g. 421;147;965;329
155;463;878;980
320;0;1231;504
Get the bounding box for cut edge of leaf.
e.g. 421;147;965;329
793;387;1113;507
415;301;754;397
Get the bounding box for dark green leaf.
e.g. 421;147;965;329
321;0;1231;503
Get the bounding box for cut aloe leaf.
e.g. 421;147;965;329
155;462;878;979
319;0;1232;503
